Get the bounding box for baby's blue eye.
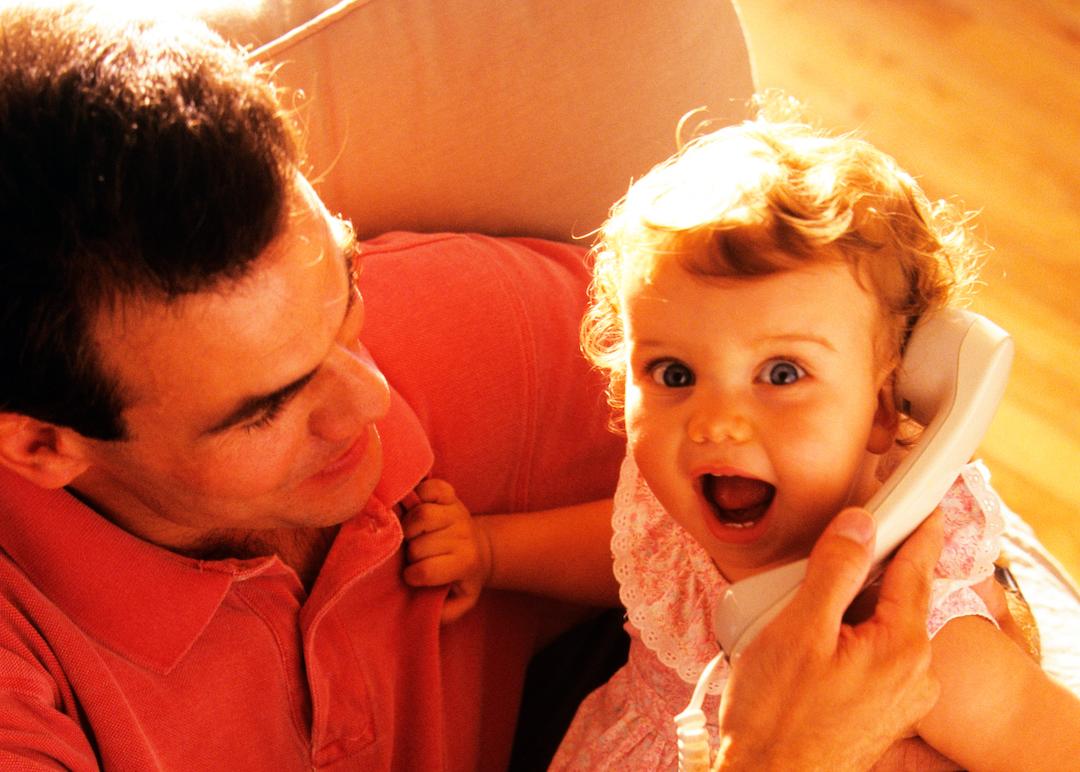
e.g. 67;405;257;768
650;361;695;388
760;359;805;386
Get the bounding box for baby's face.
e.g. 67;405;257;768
620;257;896;581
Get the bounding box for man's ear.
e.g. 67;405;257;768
867;375;900;455
0;414;92;489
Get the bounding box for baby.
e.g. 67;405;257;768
403;105;1080;769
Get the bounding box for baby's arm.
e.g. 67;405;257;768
401;478;618;622
917;614;1080;771
477;498;619;607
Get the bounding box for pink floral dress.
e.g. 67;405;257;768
551;454;1005;771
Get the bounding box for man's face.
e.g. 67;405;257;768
72;179;391;553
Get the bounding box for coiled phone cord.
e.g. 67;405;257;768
673;652;725;772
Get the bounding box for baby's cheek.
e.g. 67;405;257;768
776;432;867;512
624;412;672;465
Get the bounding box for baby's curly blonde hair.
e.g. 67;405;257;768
582;98;985;417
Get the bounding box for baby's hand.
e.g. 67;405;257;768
401;478;492;624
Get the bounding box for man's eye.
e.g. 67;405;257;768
758;359;805;386
243;401;286;432
649;361;695;388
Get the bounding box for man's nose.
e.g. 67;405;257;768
307;345;390;441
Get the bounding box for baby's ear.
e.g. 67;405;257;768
867;375;900;455
0;414;91;489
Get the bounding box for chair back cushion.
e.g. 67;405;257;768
205;0;755;241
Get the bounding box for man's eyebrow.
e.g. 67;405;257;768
203;370;318;436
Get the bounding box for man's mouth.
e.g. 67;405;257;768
702;474;776;528
307;428;373;483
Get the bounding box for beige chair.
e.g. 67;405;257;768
205;0;754;242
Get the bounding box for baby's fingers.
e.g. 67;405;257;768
406;531;453;565
414;478;458;505
402;502;459;541
403;553;469;588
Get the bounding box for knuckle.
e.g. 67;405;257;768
420;478;455;501
437;479;456;498
416;479;439;500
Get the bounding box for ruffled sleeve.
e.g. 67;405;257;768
927;461;1005;636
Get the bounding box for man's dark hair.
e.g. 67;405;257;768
0;4;299;439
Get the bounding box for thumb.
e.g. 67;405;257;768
787;507;876;636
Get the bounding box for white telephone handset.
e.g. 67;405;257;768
711;308;1014;658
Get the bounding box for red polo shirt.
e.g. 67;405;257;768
0;233;624;770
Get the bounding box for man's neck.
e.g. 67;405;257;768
156;525;342;592
65;484;339;591
249;525;341;591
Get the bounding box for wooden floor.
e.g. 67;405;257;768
736;0;1080;582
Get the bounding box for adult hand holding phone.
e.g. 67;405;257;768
712;507;945;771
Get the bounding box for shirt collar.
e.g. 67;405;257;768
0;383;432;674
373;381;433;506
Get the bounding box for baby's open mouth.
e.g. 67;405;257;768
702;475;776;527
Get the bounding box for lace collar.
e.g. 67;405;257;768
612;453;729;692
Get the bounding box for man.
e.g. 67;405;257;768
0;5;943;769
